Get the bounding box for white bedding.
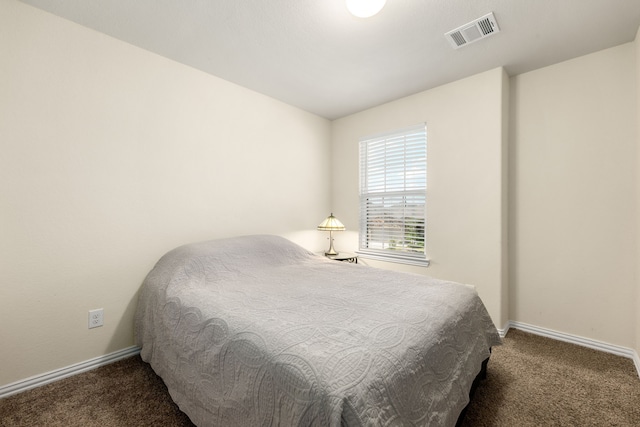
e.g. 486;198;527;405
135;235;501;426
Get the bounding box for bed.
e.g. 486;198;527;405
135;235;501;426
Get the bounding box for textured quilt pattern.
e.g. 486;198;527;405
135;235;501;426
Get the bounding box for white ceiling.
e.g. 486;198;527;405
19;0;640;120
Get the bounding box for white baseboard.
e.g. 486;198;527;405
3;322;639;399
497;323;510;338
502;320;640;379
0;346;141;399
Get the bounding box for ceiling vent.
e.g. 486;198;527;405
445;12;500;49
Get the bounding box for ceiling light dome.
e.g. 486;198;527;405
346;0;387;18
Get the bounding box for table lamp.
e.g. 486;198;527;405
317;213;345;256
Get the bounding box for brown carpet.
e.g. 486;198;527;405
1;329;638;426
461;329;640;426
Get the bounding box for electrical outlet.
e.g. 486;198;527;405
88;308;104;329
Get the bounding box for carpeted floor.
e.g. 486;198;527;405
1;329;639;426
461;329;640;426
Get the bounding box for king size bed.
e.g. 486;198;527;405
135;235;500;426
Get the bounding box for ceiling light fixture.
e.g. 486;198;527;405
346;0;386;18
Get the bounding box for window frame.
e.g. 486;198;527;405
357;123;430;267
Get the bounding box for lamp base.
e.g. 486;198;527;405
324;230;339;256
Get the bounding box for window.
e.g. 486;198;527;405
358;123;429;266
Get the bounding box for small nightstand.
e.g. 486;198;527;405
325;252;358;263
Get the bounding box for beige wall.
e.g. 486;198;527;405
509;43;637;348
331;68;509;330
3;0;639;390
636;26;640;360
0;0;331;387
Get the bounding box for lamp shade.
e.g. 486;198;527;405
317;213;346;231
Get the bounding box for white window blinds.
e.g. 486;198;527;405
358;123;428;265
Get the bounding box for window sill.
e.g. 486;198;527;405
356;251;431;267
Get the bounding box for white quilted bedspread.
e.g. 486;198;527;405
135;235;501;426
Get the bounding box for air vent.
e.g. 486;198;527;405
445;12;500;49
